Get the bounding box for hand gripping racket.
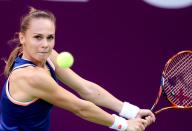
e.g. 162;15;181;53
151;50;192;115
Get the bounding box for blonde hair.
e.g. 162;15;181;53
4;7;56;76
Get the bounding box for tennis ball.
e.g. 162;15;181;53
56;52;74;68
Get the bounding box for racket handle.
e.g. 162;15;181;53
150;105;155;112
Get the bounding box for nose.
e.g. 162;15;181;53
42;39;49;48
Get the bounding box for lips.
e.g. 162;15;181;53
38;52;49;53
37;52;49;56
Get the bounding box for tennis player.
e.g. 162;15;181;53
0;7;155;131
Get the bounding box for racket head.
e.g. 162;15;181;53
161;50;192;109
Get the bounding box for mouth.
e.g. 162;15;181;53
38;52;49;54
37;52;49;56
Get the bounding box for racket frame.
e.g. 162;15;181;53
151;50;192;115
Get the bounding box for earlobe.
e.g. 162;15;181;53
19;32;25;45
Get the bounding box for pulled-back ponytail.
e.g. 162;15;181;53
4;33;23;76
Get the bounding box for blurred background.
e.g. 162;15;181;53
0;0;191;131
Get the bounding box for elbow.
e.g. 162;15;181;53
74;100;95;119
78;82;98;101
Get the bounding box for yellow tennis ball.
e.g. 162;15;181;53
56;52;74;68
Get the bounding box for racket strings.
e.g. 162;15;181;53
165;53;191;87
166;78;192;106
167;65;192;105
165;53;191;77
169;55;192;91
171;80;191;106
165;57;192;106
166;53;185;72
163;53;192;107
166;76;192;106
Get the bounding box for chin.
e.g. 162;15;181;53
32;53;50;63
34;55;48;63
40;56;49;62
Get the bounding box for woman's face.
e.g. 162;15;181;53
20;18;55;65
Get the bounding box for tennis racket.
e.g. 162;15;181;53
151;50;192;115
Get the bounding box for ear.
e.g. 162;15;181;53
19;32;25;45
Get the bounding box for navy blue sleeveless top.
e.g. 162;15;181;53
0;56;58;131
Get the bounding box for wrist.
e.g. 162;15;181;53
109;114;128;131
119;102;140;119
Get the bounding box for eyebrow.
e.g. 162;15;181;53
33;33;55;36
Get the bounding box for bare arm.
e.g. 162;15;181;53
17;68;114;127
49;49;155;124
49;49;123;113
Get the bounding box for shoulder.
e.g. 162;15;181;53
10;66;51;88
10;66;59;98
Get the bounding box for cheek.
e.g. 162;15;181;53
29;42;39;50
25;41;40;53
50;41;55;48
26;38;37;47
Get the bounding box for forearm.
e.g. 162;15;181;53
78;82;124;113
50;50;139;119
74;100;128;131
50;50;124;113
78;82;140;119
74;100;114;127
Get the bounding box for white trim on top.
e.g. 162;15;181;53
6;80;38;106
6;64;38;106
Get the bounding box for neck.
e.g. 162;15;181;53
21;54;46;67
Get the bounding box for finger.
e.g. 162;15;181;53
138;122;146;131
145;116;152;126
138;109;152;119
151;112;156;122
144;110;156;122
140;119;148;128
147;112;156;123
